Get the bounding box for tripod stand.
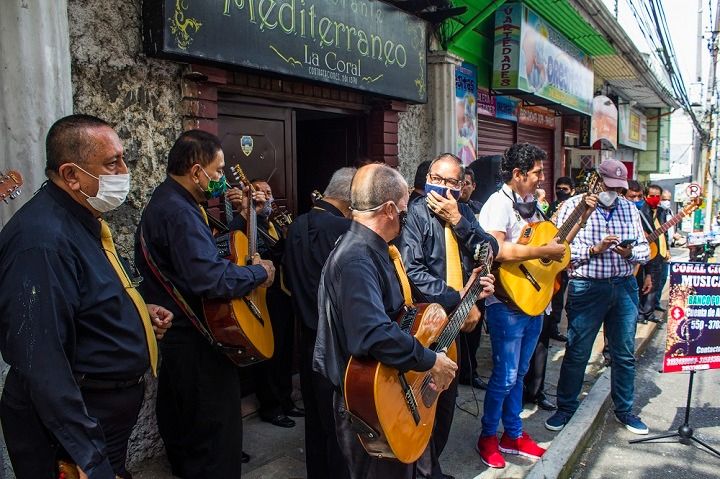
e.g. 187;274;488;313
629;370;720;457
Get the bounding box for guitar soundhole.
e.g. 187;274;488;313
539;257;552;266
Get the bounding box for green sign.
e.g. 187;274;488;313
143;0;427;102
492;3;593;115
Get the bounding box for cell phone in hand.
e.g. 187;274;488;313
617;238;637;248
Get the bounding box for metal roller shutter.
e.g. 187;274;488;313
517;124;554;201
477;117;515;157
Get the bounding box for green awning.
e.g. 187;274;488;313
447;0;615;64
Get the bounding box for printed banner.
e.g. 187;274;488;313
663;262;720;373
455;63;478;166
618;104;647;150
492;3;593;115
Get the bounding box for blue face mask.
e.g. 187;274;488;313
633;199;645;210
424;182;461;201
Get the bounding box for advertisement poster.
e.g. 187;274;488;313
618;104;647;150
455;63;478;166
663;262;720;373
590;95;618;149
492;3;593;115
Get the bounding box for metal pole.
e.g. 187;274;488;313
703;1;720;232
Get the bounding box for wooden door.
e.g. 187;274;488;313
218;101;295;211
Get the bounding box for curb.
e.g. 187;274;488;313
525;321;659;479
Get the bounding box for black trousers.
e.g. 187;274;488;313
458;303;485;383
523;314;553;400
157;330;243;478
255;288;295;418
637;265;659;321
299;325;350;479
417;373;458;479
1;368;144;479
333;390;416;479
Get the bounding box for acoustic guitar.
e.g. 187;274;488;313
0;169;23;203
646;197;701;260
343;243;493;464
201;164;274;365
495;172;603;316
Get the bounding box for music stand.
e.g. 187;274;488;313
629;370;720;458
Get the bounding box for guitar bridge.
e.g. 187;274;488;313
519;264;541;292
398;372;421;425
399;306;418;333
243;297;266;326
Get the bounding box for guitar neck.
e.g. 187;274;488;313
555;197;588;242
246;183;258;259
647;210;687;242
435;262;490;352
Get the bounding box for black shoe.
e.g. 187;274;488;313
262;414;296;428
284;406;305;417
536;397;557;411
655;306;666;312
551;332;568;342
241;451;250;463
471;377;488;390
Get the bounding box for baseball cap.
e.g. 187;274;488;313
598;159;628;189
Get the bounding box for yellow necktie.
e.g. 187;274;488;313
388;245;412;305
268;221;280;241
654;212;669;259
199;205;209;226
99;220;158;376
444;224;464;290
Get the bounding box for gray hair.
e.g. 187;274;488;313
323;167;356;202
351;164;408;211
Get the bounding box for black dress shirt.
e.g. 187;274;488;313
0;182;149;478
398;196;499;312
313;221;436;389
283;200;351;330
135;177;267;335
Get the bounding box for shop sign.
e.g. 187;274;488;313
618;104;647;150
477;87;496;117
518;104;555;129
456;63;478;165
491;3;593;115
143;0;428;102
590;95;618;149
578;115;591;147
495;96;520;121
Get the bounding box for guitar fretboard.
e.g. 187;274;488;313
647;210;689;242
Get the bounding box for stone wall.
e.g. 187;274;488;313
68;0;185;466
397;104;431;185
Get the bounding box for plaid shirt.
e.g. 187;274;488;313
556;195;649;279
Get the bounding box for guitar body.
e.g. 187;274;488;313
648;241;658;261
344;303;451;464
496;221;570;316
202;230;274;366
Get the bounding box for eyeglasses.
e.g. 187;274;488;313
428;174;465;188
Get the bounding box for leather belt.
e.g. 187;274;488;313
74;374;145;390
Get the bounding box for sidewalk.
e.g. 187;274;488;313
132;272;671;479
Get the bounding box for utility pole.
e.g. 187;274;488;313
704;0;720;232
694;0;705;183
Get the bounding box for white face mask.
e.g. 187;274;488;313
73;163;131;213
660;200;671;209
598;191;618;207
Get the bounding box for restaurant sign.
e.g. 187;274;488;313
143;0;428;102
492;3;593;115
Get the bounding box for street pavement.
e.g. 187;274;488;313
571;324;720;479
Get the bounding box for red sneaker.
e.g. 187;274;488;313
475;434;506;468
499;431;546;459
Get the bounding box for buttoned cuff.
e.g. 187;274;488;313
417;347;437;372
248;264;269;287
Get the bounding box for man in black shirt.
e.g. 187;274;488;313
284;167;355;479
135;130;275;478
0;114;172;479
314;164;469;478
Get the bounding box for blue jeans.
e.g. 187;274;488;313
556;277;639;415
480;302;543;438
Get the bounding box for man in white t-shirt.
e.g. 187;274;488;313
476;143;596;469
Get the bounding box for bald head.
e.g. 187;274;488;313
351;163;408;212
